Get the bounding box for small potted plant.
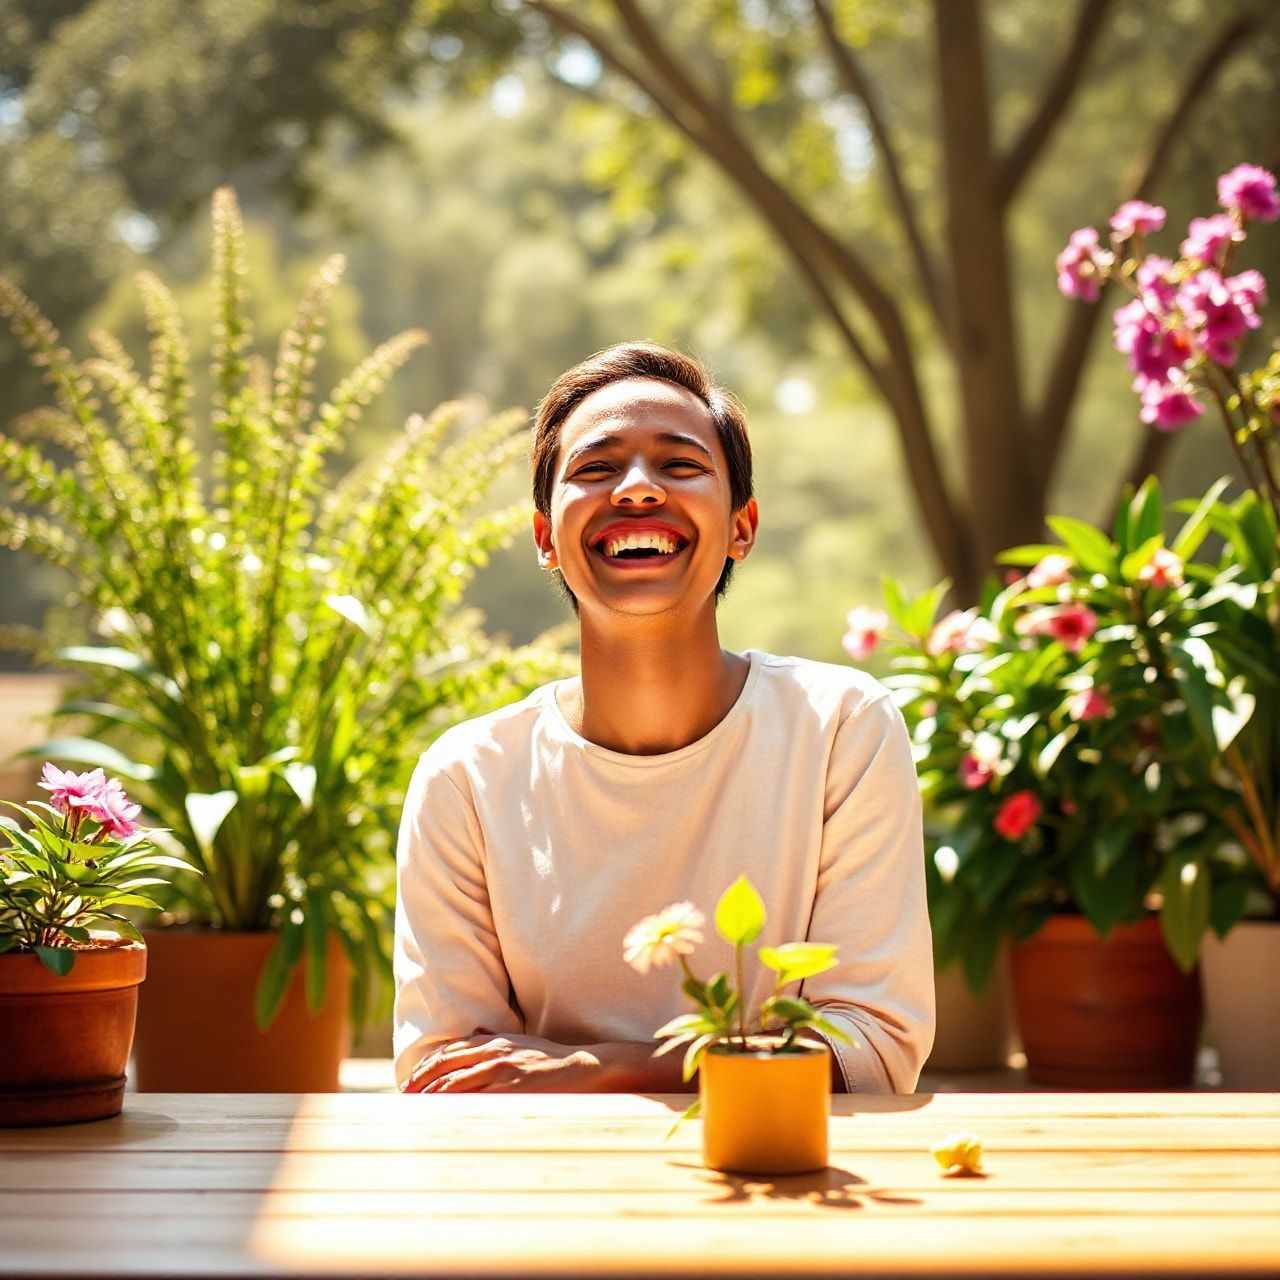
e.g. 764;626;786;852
0;763;186;1126
624;876;853;1176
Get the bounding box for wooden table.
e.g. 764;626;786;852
2;1093;1277;1278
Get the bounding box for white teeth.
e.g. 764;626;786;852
602;531;680;557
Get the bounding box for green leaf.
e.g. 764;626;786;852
35;946;75;976
283;763;317;813
1046;516;1116;576
1158;857;1210;973
654;1012;717;1040
681;1034;717;1083
1128;476;1164;551
714;875;765;947
185;791;238;857
22;737;156;782
1092;821;1135;879
758;942;838;983
1037;724;1077;774
880;575;910;633
303;887;329;1015
1209;878;1251;939
1120;536;1166;584
325;593;372;635
664;1098;702;1141
1069;844;1141;936
995;544;1066;567
762;994;816;1025
806;1014;857;1047
1211;679;1256;753
255;915;304;1030
1171;478;1231;560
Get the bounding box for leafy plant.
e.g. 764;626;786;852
0;764;188;975
0;188;568;1028
853;480;1259;989
623;875;854;1135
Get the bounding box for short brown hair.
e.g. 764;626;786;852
531;342;754;603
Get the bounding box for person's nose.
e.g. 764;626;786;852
611;458;665;506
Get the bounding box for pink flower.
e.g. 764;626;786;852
1112;299;1194;390
1110;201;1166;240
959;735;1002;791
1180;213;1242;265
1027;553;1073;590
1178;269;1263;366
1136;256;1177;311
994;791;1042;841
926;609;994;658
37;763;107;817
1016;603;1098;653
1139;380;1204;430
1056;227;1107;302
1137;547;1185;589
1067;687;1112;721
842;606;889;662
86;777;143;838
1217;163;1280;223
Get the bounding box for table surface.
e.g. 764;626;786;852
2;1092;1277;1279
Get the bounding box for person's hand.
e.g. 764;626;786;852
403;1028;604;1093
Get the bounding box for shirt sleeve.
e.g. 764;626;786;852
801;693;935;1093
392;747;524;1090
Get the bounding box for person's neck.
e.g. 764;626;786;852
564;610;750;756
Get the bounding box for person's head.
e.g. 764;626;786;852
530;342;756;618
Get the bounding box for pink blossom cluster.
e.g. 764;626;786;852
1056;164;1277;431
38;763;142;839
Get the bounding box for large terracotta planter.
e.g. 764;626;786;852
133;928;351;1092
0;939;146;1126
927;948;1019;1072
1201;920;1280;1090
1011;914;1201;1089
699;1038;830;1175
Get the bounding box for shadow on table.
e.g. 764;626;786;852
670;1161;923;1209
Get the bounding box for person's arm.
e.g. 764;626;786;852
799;694;936;1094
393;749;526;1090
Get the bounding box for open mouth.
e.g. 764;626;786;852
592;527;690;564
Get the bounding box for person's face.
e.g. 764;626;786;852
532;377;757;620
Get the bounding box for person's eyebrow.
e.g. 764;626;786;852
564;431;715;466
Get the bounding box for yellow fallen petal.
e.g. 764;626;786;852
931;1131;983;1175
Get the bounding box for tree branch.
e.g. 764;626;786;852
809;0;947;330
996;0;1114;208
1033;13;1256;507
523;0;969;586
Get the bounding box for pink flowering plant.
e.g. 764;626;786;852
0;764;188;975
1056;163;1280;518
849;480;1252;989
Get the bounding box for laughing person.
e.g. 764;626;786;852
394;342;934;1095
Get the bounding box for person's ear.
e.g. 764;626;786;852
728;497;759;562
533;509;558;571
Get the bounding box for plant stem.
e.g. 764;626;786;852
735;943;746;1050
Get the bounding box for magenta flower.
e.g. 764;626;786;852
994;791;1042;841
959;754;994;790
1110;201;1165;240
1178;269;1262;365
1055;227;1107;302
1217;163;1280;223
1112;299;1193;390
842;606;888;662
37;763;107;817
1067;687;1112;722
1180;213;1242;265
89;778;143;839
1016;603;1098;653
925;609;994;658
1137;547;1185;589
1136;256;1177;311
1139;380;1204;430
1026;553;1073;590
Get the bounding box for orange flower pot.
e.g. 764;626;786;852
1011;913;1201;1089
699;1037;831;1175
133;928;351;1092
0;938;146;1127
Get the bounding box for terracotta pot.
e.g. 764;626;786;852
927;948;1020;1072
1201;920;1280;1090
133;928;351;1092
0;939;146;1126
1011;914;1202;1089
699;1038;830;1175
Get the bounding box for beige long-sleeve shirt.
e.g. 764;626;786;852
393;649;935;1093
